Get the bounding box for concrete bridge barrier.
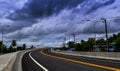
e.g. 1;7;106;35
51;49;120;60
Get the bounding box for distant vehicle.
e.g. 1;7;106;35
66;48;75;51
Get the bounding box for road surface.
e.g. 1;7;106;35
22;49;120;71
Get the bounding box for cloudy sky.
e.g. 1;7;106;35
0;0;120;47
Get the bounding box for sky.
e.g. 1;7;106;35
0;0;120;47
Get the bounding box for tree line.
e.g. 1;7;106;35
60;33;120;52
0;39;35;54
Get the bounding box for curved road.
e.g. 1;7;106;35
22;49;120;71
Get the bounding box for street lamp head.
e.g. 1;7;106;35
101;18;106;23
86;19;90;21
101;18;105;20
6;25;10;27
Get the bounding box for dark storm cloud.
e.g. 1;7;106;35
114;16;120;23
77;19;120;35
2;0;120;47
9;0;85;20
0;20;35;34
86;0;115;14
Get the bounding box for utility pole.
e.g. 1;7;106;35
72;33;75;43
101;18;109;51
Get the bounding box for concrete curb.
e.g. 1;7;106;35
12;49;34;71
1;49;34;71
2;52;19;71
51;49;120;61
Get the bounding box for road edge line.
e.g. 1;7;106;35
29;52;48;71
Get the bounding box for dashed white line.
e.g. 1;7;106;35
29;52;49;71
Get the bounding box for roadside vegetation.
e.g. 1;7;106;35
60;33;120;52
0;40;35;54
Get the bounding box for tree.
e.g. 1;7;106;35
113;34;117;39
3;45;7;53
114;42;120;52
108;37;113;43
22;44;26;50
81;40;85;45
11;40;17;46
74;43;82;51
60;46;67;50
30;45;35;49
80;38;95;51
0;41;2;53
11;40;17;51
96;39;106;45
0;41;8;53
87;38;95;51
8;45;14;53
17;46;23;50
67;41;75;48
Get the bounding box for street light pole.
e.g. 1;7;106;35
72;33;75;43
87;20;96;48
1;27;4;54
101;18;109;51
63;34;66;47
1;25;10;53
94;22;96;48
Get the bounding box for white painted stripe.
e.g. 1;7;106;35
29;52;49;71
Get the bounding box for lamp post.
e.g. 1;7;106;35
63;34;66;47
87;20;96;48
1;27;4;54
72;33;76;43
1;25;10;53
101;18;109;51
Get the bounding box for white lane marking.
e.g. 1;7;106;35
29;52;49;71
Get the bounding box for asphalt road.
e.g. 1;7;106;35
22;49;120;71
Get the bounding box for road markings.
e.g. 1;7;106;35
40;50;120;71
29;52;49;71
